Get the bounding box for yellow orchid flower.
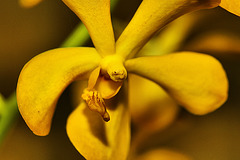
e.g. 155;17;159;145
17;0;229;159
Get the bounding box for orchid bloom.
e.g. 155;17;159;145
17;0;232;159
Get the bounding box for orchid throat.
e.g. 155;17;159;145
82;55;127;122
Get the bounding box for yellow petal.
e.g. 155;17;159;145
125;52;228;115
220;0;240;16
128;74;179;133
86;67;123;99
184;32;240;54
19;0;43;8
96;76;123;99
66;100;130;160
135;149;192;160
116;0;220;59
88;67;101;89
17;47;101;136
62;0;115;56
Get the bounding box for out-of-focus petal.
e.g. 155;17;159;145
19;0;43;8
184;32;240;54
17;47;101;136
220;0;240;16
116;0;220;59
138;13;198;57
135;149;192;160
128;74;179;133
66;99;130;160
62;0;115;56
125;52;228;115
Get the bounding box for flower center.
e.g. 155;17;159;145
81;55;127;122
100;55;127;82
82;88;110;122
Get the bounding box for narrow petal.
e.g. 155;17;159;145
19;0;43;8
220;0;240;16
88;67;101;89
125;52;228;115
128;74;179;133
116;0;220;59
62;0;115;56
67;99;130;160
17;47;101;136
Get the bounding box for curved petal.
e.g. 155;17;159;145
96;77;123;99
62;0;115;56
128;74;179;133
135;149;192;160
17;47;101;136
125;52;228;115
116;0;220;59
87;67;123;99
87;67;101;89
66;99;130;160
220;0;240;16
19;0;43;8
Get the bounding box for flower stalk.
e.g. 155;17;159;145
0;93;18;146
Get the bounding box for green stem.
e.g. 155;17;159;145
0;93;18;145
61;24;89;47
